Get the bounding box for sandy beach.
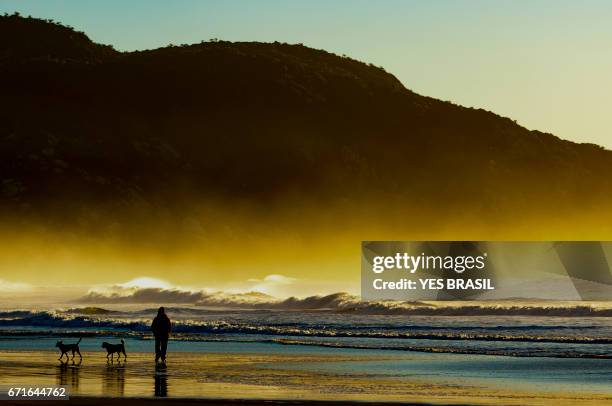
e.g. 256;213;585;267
1;349;610;405
0;397;459;406
0;397;467;406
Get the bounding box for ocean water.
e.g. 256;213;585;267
0;306;611;401
0;306;611;358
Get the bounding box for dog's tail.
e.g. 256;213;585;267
121;338;125;344
77;337;82;344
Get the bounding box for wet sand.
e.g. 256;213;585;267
0;350;610;405
0;398;452;406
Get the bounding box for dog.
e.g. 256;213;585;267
101;339;127;360
56;338;82;360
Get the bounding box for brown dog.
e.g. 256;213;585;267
56;338;82;360
101;339;127;360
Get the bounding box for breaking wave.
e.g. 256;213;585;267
1;310;610;345
1;306;611;359
75;290;612;316
269;339;612;359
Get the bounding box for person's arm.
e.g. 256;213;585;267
151;318;157;332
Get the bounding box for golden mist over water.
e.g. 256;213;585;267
1;197;612;295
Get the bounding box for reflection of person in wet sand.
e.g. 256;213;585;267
57;358;81;391
154;363;168;397
151;307;172;363
103;358;125;396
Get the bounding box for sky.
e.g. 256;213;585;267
2;0;612;148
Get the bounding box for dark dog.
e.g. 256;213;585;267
56;338;82;360
102;339;127;360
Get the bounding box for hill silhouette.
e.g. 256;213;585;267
0;13;115;64
1;13;611;237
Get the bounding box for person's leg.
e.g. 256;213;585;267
154;337;161;361
160;338;168;361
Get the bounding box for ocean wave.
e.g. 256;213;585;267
75;290;612;316
0;328;610;359
0;312;610;345
269;339;612;359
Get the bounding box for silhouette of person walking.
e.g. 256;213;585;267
151;307;171;363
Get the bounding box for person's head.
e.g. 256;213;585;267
157;306;165;316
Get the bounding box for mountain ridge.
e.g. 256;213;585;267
1;14;611;236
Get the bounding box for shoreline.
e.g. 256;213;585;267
0;396;449;406
1;349;611;405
